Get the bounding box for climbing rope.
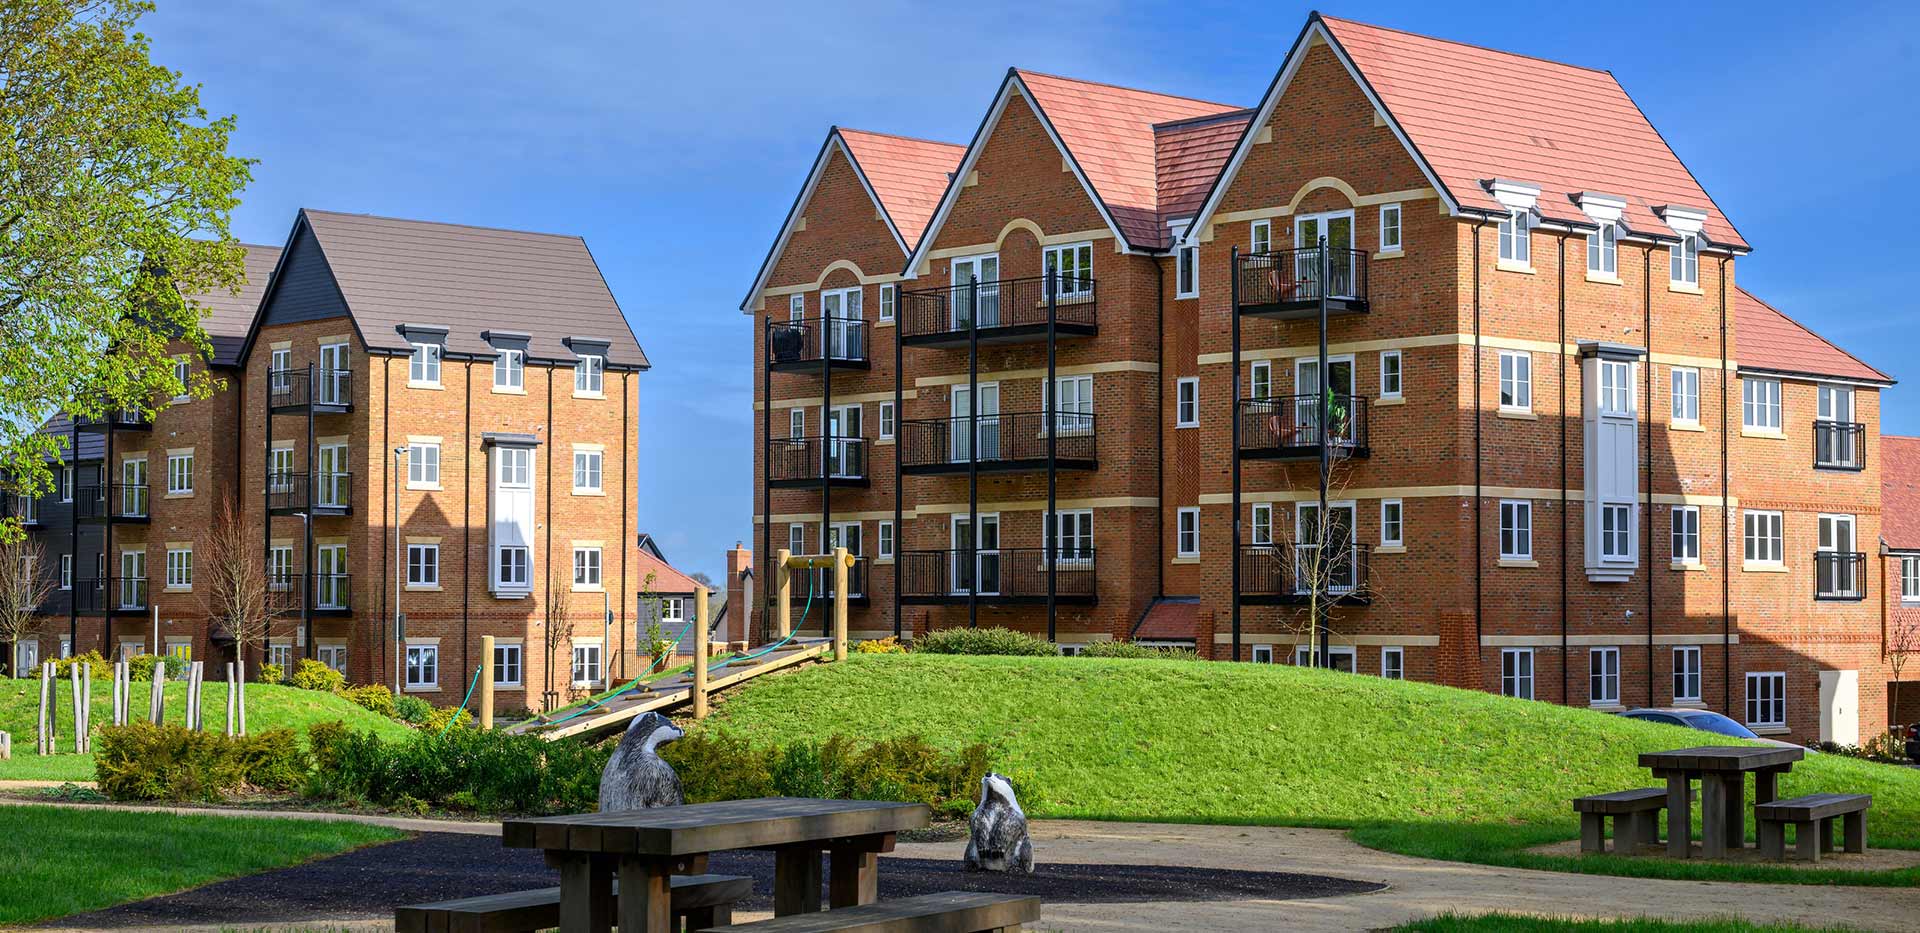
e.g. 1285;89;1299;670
706;572;816;675
437;665;485;738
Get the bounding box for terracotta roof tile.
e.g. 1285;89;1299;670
190;243;280;366
1155;111;1254;222
636;547;707;596
1884;436;1920;550
1734;287;1889;383
1015;71;1243;248
1320;16;1748;250
837;129;964;249
1133;597;1200;641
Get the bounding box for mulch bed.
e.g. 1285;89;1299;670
45;830;1385;928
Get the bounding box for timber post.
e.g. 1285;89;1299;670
692;588;710;719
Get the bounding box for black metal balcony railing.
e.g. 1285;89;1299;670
1813;421;1865;471
766;316;869;369
766;436;868;485
898;411;1097;472
898;547;1096;602
1238;395;1369;459
73;483;149;521
74;409;152;431
266;572;352;612
1234;246;1370;314
268;368;353;410
792;560;868;603
266;471;353;513
1814;551;1867;601
899;275;1098;344
74;577;147;612
1238;543;1372;603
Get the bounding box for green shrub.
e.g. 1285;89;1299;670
662;731;1003;818
1078;641;1199;661
394;695;432;725
290;659;346;693
340;684;396;718
257;662;284;684
304;724;608;815
424;705;472;734
52;650;111;679
94;722;305;801
913;626;1056;657
854;637;906;654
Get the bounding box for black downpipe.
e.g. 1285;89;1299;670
967;278;979;629
1558;233;1570;705
822;306;834;637
1316;237;1331;669
1472;221;1485;650
893;295;904;640
460;361;471;696
260;368;270;670
1644;247;1655;707
302;362;314;661
762;317;772;644
620;370;630;678
1230;246;1242;661
1718;256;1732;713
1046;271;1057;641
68;419;78;651
1154;257;1165;603
381;358;391;682
543;364;554;709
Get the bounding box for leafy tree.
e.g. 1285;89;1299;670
0;0;252;536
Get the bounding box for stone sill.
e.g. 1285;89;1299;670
1170;556;1200;565
1374;396;1405;407
1741;428;1784;440
1498;559;1539;569
1375;250;1405;261
1670;282;1705;296
1750;724;1792;736
1585;273;1624;286
1670;561;1706;572
1374;546;1407;555
1497;260;1536;275
1670;422;1705;433
1497;409;1537;421
407;382;444;391
1742;562;1789;573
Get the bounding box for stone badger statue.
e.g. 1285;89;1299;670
598;711;686;812
964;772;1034;874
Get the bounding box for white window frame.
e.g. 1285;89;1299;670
1599;359;1633;417
572;450;603;494
788;293;805;321
405;644;439;689
172;357;191;402
878;401;895;440
878;520;895;561
1379;350;1402;400
1378;203;1402;253
1903;556;1920;602
1671;367;1700;425
1250;503;1273;546
1743;510;1784;566
1249;360;1272;402
60;553;72;591
409;342;442;387
166;451;194;495
1380;499;1403;548
1499;500;1533;561
1498;209;1531;265
1175;377;1199;428
1671;506;1701;565
1497;350;1532;412
1042;242;1095;299
573;546;603;588
574;354;605;395
788;408;805;438
407;543;439;588
1600;503;1632;561
165;547;192;590
497;447;531;488
571;643;604;688
495;545;530;589
878;283;896;323
1250;220;1271;254
268;447;294;493
491;641;522;687
60;465;73;503
1175;245;1198;299
1251;644;1275;663
1746;671;1786;729
319;644;347;673
1176;507;1201;557
1045;374;1094;435
1380;646;1404;680
1044;509;1094;563
1589;646;1621;706
1501;647;1535;700
494;348;524;390
1742;377;1782;431
1586;221;1618;276
788;523;807;557
408;443;441;488
1673;646;1703;704
1671;233;1700;286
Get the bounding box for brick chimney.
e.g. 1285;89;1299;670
726;542;753;650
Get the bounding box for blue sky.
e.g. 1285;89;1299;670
144;0;1919;581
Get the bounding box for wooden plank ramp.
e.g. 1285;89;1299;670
514;639;831;741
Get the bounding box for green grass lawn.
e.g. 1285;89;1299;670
1397;916;1862;932
0;804;402;924
701;653;1920;885
0;679;417;782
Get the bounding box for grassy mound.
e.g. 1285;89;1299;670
701;653;1920;884
0;679;417;782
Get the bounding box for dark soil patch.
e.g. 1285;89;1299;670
45;830;1384;928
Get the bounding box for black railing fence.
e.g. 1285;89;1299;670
269;368;352;409
899;275;1097;340
1813;551;1866;601
266;471;353;512
1237;543;1371;598
1813;421;1865;470
766;435;867;483
767;316;868;367
898;547;1095;600
1238;394;1368;454
1234;246;1369;309
898;411;1095;468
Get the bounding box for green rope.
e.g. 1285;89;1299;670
438;664;484;737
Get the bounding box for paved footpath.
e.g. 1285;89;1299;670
13;801;1919;932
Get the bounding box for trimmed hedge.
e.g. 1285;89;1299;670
306;721;606;815
95;722;305;802
663;731;1000;818
913;626;1056;657
1078;641;1199;660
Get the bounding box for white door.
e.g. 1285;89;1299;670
821;289;863;359
121;458;148;517
318;343;348;404
951;255;1000;328
316;544;347;608
1295;211;1356;298
317;444;348;507
1294;356;1356;445
951;514;1000;595
1295;502;1358;594
1049;376;1093;435
950;383;1000;462
1817;514;1857;596
826;522;863;598
1817;385;1856;464
826;404;862;478
119;551;145;608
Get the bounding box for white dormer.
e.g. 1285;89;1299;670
1655;204;1708;238
1486;179;1541;213
1573;191;1627;226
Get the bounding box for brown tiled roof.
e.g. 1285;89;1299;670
1884;436;1920;550
1155;111;1254;223
301;209;647;369
191;243;280;366
637;547;706;596
1734;287;1889;383
837;129;964;249
1132;597;1200;641
1318;15;1749;249
1015;70;1243;248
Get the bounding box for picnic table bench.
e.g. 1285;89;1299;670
702;892;1041;933
1756;793;1871;862
1637;745;1803;858
395;873;752;932
1572;787;1666;853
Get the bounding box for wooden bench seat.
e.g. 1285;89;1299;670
395;872;753;933
1756;793;1870;862
1572;787;1666;854
699;891;1041;933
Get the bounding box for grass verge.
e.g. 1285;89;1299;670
0;804;402;924
700;653;1920;885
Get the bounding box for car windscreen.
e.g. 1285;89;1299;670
1680;711;1759;739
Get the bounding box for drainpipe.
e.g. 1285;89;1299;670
1154;257;1165;603
1230;245;1243;661
1718;255;1732;714
762;316;772;645
893;293;903;639
1644;245;1655;708
822;309;833;636
1471;218;1488;652
1046;271;1057;642
967;277;978;630
1558;233;1569;705
1316;237;1331;669
381;356;391;681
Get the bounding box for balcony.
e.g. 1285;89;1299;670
1237;543;1372;606
1234;247;1370;318
74;578;147;613
266;472;353;516
1238;395;1370;461
268;368;353;414
74;484;149;523
74;410;152;432
1814;551;1866;601
790;560;869;607
766;316;869;373
898;412;1097;475
898;547;1096;605
766;436;868;488
1813;421;1865;471
899;275;1098;348
267;572;353;615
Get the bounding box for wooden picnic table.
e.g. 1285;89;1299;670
502;797;931;933
1638;745;1803;859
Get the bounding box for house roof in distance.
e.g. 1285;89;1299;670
1733;287;1890;383
298;209;647;369
1883;436;1920;551
193;243;281;366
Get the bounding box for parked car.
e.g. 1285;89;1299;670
1905;723;1919;762
1617;707;1802;748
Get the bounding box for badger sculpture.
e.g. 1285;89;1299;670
964;772;1034;874
598;711;686;812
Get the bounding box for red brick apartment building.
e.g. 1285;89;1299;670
743;12;1909;744
15;209;653;714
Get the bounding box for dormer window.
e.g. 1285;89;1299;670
1498;209;1531;265
408;342;441;387
1670;233;1700;286
494;349;523;390
574;354;604;395
1587;223;1618;276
